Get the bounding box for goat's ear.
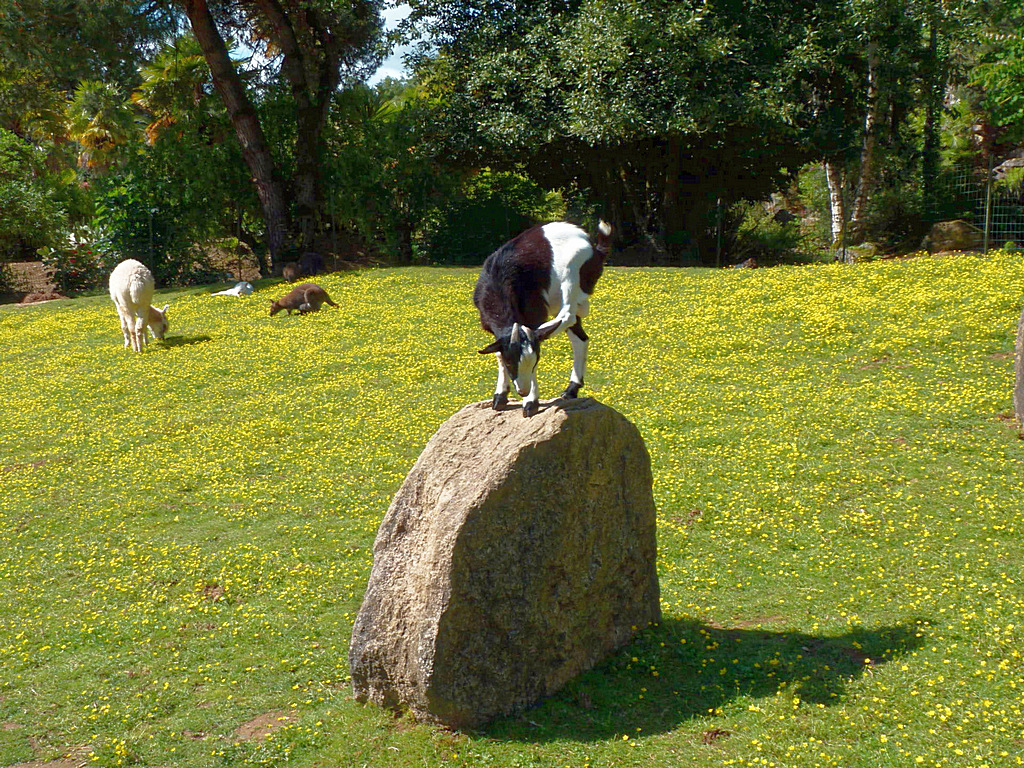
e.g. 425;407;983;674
478;340;503;355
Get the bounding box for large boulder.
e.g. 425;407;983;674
921;220;983;253
349;398;661;728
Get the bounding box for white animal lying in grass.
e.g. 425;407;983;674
211;281;254;297
108;259;168;352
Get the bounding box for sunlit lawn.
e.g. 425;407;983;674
1;252;1022;767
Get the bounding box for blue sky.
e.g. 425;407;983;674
369;3;412;85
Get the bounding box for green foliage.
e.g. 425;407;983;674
972;31;1024;140
0;0;176;89
38;241;112;295
324;81;453;263
796;164;835;253
66;80;138;171
420;169;563;264
0;127;70;260
727;203;810;265
406;0;819;263
995;165;1024;194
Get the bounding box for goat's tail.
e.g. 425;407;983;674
593;220;612;258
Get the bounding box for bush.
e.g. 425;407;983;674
420;169;564;264
0;128;72;260
728;202;810;265
38;239;114;295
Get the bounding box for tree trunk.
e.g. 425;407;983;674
824;160;847;256
254;0;340;253
921;22;941;224
184;0;291;262
848;40;881;244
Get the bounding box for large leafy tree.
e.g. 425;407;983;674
405;0;826;262
182;0;384;261
0;1;176;89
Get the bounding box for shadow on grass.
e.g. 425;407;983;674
162;334;212;348
484;617;926;742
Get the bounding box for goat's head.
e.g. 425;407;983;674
150;304;169;340
478;322;550;397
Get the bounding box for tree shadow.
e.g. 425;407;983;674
162;335;212;348
483;617;926;742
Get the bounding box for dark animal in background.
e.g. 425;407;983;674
474;221;611;417
298;251;324;277
269;283;338;316
282;262;302;282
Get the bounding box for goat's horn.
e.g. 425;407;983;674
511;322;521;342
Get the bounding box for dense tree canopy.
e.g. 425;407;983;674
403;0;884;260
0;0;1022;279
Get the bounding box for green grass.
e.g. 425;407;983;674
1;253;1023;768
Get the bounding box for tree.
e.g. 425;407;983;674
0;1;175;90
181;0;384;261
65;80;139;170
405;0;826;263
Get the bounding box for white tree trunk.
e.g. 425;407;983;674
824;161;847;252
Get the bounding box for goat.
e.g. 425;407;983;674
474;221;611;417
269;282;338;316
108;259;169;352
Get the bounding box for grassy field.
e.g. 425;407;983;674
1;253;1023;768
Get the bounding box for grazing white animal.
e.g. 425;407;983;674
474;221;611;417
108;259;168;352
211;281;254;297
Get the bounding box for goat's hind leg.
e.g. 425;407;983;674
560;318;589;399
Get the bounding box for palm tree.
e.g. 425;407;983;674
132;34;229;145
65;80;138;171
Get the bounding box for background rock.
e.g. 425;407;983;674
349;398;661;728
921;220;983;253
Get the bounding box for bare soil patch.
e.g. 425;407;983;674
231;710;296;742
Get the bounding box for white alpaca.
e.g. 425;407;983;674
108;259;169;352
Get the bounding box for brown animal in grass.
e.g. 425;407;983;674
282;262;303;282
269;283;338;316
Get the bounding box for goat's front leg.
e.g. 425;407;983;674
492;353;510;409
521;371;540;417
561;318;589;399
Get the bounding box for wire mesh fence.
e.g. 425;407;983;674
932;161;1024;248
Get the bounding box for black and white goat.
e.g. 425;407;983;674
474;221;611;417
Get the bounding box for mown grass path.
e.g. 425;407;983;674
1;253;1022;767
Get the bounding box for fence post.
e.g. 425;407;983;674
983;151;994;253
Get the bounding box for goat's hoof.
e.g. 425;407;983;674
491;392;509;409
560;382;582;399
522;401;539;418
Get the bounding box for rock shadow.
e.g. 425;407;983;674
483;617;925;742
